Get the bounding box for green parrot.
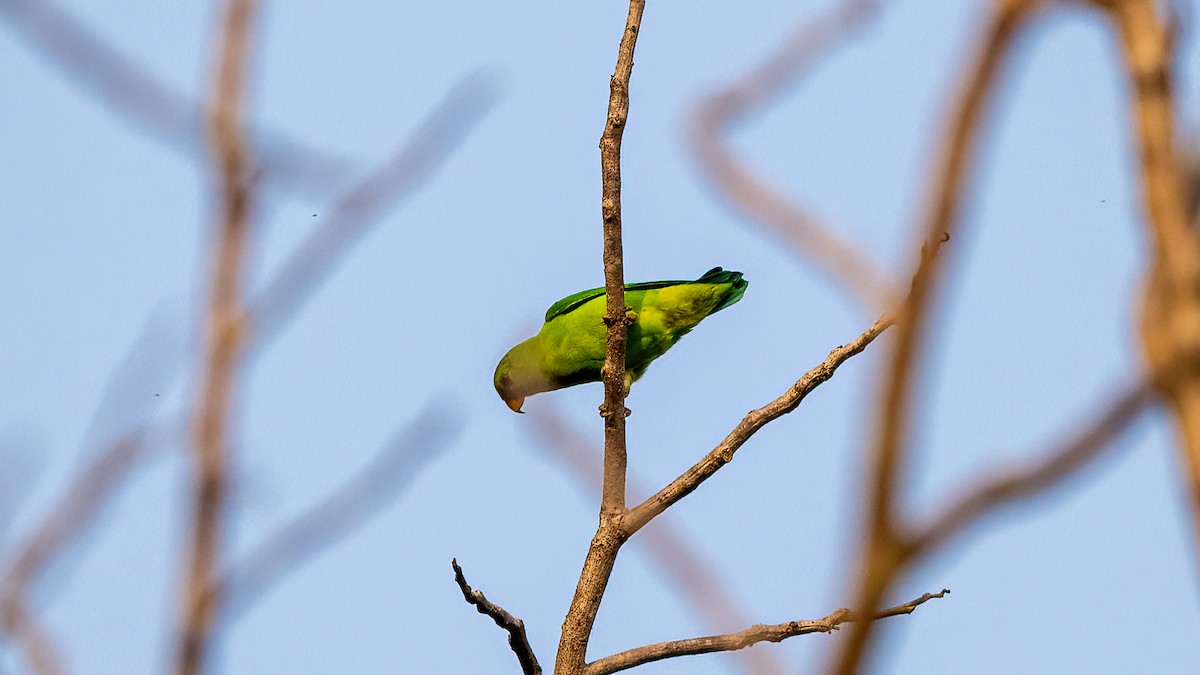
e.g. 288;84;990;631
494;267;747;413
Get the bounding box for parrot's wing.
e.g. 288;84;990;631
544;279;689;322
543;267;734;323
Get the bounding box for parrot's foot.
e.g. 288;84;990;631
602;307;637;326
598;404;632;419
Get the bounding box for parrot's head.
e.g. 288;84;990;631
493;339;549;414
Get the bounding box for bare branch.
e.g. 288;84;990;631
556;2;646;672
176;1;258;672
832;2;1040;672
586;590;948;675
216;408;460;625
692;0;897;312
911;379;1153;555
626;315;893;534
1097;0;1200;561
247;71;499;349
452;559;541;675
0;0;354;195
529;406;787;674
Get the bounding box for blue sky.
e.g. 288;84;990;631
2;0;1199;673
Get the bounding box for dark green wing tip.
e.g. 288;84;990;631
697;266;743;284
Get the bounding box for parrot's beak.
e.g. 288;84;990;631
504;396;526;414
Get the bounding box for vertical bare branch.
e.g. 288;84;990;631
597;1;644;516
1100;0;1200;559
692;0;897;311
176;1;258;672
556;2;645;672
830;2;1038;673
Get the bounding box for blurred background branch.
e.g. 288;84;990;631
911;378;1153;554
216;407;460;626
0;0;355;196
1101;0;1200;562
246;71;499;350
0;429;150;675
832;1;1039;671
1;1;494;669
691;0;897;313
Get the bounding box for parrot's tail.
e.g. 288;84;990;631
697;267;748;314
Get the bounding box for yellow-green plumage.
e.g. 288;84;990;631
494;267;747;412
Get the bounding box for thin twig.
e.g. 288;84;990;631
247;71;499;349
586;590;948;675
529;406;786;674
0;607;60;675
0;0;354;196
0;430;148;602
176;1;257;672
215;408;459;625
692;0;896;312
0;429;150;675
452;559;541;675
831;2;1040;672
555;2;645;673
626;315;893;534
911;379;1153;555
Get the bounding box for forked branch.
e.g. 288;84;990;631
529;407;787;674
626;315;893;534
